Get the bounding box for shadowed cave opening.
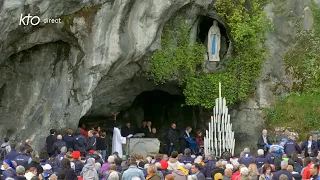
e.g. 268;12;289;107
79;90;205;136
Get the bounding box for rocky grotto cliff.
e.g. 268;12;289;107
0;0;319;153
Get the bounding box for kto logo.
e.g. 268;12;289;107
19;14;40;26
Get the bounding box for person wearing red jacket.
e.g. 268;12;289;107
195;130;204;146
80;124;88;137
302;158;317;179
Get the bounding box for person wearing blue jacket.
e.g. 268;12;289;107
62;128;75;150
284;137;301;157
300;134;318;158
238;148;255;167
255;149;267;168
6;143;19;161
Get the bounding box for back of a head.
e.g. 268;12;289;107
287;165;293;173
171;151;178;158
108;171;119;180
184;148;191;156
257;149;264;156
50;129;56;135
311;157;318;164
206;154;214;160
10;143;16;149
243;148;250;153
304;157;311;166
4;137;9;142
109;164;117;171
57;135;62;140
19;145;26;152
279;174;288;180
281;161;288;168
216;161;224;168
16;165;25;175
59;146;67;154
226;164;234;170
114;157;122;166
128;157;137;166
240;167;249;176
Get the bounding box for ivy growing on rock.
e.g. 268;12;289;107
284;0;320;93
266;93;320;141
149;0;271;107
184;0;271;107
149;20;206;84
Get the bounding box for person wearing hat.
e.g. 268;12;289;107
80;158;99;180
2;159;16;179
190;163;205;180
214;173;223;180
72;151;84;176
40;164;57;180
159;160;170;177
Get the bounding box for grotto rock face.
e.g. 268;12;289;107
0;0;212;150
231;0;312;154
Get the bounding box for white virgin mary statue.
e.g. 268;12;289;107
208;20;221;61
112;124;127;158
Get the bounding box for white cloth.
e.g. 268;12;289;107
185;130;190;138
112;127;126;158
308;140;312;148
263;136;267;144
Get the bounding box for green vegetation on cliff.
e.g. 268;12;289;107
149;21;206;84
266;93;320;141
284;1;320;93
149;0;271;107
267;0;320;140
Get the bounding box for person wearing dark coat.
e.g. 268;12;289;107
272;161;292;180
179;126;192;153
166;123;177;156
257;129;271;155
5;143;19;161
53;135;67;156
139;120;147;133
14;146;31;168
255;149;267;169
15;165;27;180
58;158;78;180
62;128;75;150
238;149;255;167
2;159;17;179
178;148;195;164
204;154;216;178
74;128;87;155
86;151;104;165
46;129;57;157
300;134;318;158
121;122;135;137
86;130;97;151
143;121;153;138
284;137;301;157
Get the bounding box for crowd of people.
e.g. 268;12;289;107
0;125;320;180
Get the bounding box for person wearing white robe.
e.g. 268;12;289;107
112;124;127;158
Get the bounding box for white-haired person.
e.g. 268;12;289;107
255;149;267;169
257;129;271;154
101;155;115;174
